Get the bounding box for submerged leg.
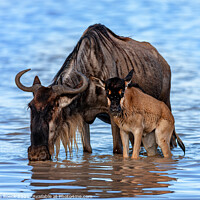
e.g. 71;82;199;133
110;116;123;154
142;131;157;156
81;122;92;153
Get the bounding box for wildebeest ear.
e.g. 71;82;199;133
90;76;105;89
59;96;77;108
33;76;41;85
124;69;134;87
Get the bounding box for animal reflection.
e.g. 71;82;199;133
28;155;176;198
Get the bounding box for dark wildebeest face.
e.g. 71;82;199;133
104;70;134;116
15;69;88;161
28;86;56;161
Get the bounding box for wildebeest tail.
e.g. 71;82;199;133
174;132;185;154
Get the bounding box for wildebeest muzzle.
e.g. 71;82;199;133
28;145;51;161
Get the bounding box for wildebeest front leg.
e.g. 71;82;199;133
81;122;92;153
110;116;123;154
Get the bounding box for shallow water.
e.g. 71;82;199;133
0;0;200;199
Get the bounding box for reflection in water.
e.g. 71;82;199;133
28;155;177;198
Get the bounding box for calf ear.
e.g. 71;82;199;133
124;69;134;87
90;76;105;89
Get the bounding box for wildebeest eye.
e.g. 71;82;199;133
106;90;111;96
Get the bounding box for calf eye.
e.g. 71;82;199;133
118;89;124;96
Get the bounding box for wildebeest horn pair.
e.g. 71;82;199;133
15;69;88;95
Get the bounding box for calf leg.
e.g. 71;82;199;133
110;116;123;154
129;131;157;156
131;129;143;159
155;120;173;158
81;122;92;153
120;130;129;158
142;131;157;156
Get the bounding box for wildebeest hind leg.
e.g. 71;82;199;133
81;122;92;153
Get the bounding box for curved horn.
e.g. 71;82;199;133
52;71;88;95
15;69;41;92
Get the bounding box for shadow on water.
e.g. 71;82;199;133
27;154;178;198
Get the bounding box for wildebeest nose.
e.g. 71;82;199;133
28;145;51;161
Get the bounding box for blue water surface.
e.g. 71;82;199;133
0;0;200;199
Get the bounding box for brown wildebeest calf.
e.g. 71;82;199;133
94;70;184;159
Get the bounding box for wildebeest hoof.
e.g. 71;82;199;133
28;145;51;161
83;146;92;153
113;147;123;154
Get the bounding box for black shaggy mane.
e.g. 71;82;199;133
53;24;130;83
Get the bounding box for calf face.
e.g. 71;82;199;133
105;78;125;115
105;70;134;115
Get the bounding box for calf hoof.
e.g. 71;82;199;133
131;155;140;160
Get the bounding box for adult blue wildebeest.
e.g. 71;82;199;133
15;24;183;161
